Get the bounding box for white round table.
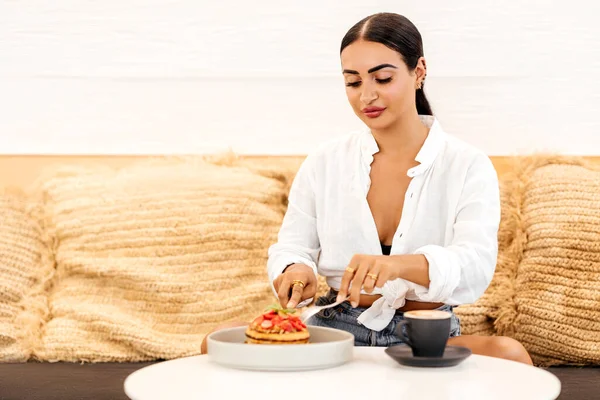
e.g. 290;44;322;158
124;347;561;400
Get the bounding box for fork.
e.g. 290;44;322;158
300;296;350;322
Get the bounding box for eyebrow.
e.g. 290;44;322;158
342;63;398;75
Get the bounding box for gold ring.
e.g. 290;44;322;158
291;280;305;289
367;273;379;281
345;267;356;274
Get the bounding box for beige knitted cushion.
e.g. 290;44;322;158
0;190;50;361
34;157;287;362
494;157;600;366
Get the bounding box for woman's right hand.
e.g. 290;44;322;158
272;264;317;309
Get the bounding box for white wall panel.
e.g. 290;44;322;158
1;1;598;154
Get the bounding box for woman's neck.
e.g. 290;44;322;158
371;112;429;159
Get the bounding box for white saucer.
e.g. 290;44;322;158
207;325;354;371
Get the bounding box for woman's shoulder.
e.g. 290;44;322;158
441;132;495;173
292;131;363;183
304;130;365;165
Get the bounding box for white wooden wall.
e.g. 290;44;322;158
1;1;599;155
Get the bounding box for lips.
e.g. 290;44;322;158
362;106;386;118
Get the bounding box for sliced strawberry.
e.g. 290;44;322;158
261;320;273;329
280;321;294;332
272;316;282;326
292;320;304;329
291;320;303;331
263;312;275;320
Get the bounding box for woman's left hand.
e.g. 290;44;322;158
336;254;402;307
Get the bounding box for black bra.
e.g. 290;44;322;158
381;243;392;256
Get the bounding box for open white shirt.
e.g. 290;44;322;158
267;116;501;331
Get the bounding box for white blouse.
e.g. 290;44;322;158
267;116;501;330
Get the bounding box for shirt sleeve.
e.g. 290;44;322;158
412;153;501;305
267;154;320;306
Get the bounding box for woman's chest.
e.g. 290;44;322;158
315;169;451;256
367;159;414;243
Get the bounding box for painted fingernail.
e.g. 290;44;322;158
351;302;358;308
336;295;343;303
287;301;294;308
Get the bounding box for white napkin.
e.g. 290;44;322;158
357;278;410;331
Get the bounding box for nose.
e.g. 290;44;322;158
359;81;378;105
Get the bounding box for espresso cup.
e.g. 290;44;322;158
395;309;452;357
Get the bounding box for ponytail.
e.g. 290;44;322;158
415;88;433;116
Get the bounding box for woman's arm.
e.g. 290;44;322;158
267;154;321;306
410;153;500;304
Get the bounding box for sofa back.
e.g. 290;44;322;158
0;154;599;366
6;155;600;190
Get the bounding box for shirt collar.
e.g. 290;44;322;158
360;115;447;177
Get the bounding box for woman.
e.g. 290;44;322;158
267;12;532;365
202;12;531;365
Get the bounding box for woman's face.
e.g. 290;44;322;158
340;40;424;131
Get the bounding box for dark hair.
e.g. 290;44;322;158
340;13;433;116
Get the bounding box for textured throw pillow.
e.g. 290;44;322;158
0;189;50;361
494;157;600;366
33;157;288;362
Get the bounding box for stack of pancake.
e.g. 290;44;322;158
245;306;310;345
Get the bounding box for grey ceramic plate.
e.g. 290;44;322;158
385;344;472;368
207;325;354;371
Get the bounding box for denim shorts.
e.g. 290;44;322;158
306;289;461;347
